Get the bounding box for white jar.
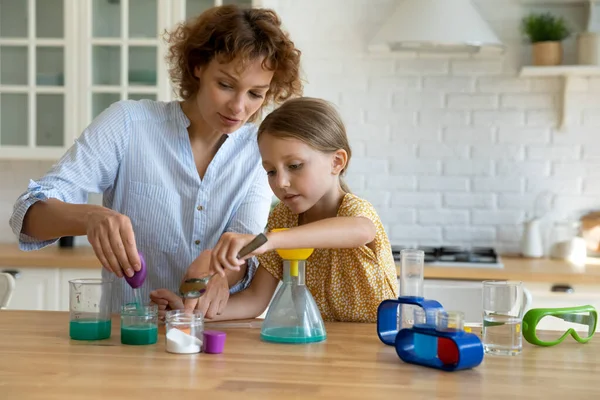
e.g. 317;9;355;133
577;32;600;65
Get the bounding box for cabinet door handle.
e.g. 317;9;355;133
551;284;574;293
1;269;20;279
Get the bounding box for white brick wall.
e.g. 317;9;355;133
1;0;599;254
271;0;600;253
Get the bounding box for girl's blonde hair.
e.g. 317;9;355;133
257;97;352;192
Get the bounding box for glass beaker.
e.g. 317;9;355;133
482;280;525;356
120;303;158;345
69;278;113;340
165;310;204;354
399;249;425;330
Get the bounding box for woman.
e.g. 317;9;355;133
9;5;303;316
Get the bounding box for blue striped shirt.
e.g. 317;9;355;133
9;100;272;312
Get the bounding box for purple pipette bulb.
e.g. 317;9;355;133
124;252;147;289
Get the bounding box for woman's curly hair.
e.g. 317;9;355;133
165;5;303;122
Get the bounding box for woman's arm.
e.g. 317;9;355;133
22;199;110;240
9;102;141;277
206;267;279;321
10;102;130;246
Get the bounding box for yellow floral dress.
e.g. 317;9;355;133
257;193;398;323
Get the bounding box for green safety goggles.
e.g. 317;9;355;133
522;305;597;347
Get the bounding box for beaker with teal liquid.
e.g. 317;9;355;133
121;303;158;345
69;279;113;340
260;229;326;344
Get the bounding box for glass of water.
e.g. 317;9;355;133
482;280;525;356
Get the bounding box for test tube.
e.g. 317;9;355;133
413;308;437;360
398;249;425;330
436;310;464;367
400;249;424;297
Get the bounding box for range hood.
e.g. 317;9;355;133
369;0;504;53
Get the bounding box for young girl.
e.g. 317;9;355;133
152;97;398;323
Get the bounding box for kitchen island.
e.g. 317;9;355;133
0;310;598;399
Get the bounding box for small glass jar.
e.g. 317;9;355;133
165;310;204;354
436;310;465;332
120;303;158;345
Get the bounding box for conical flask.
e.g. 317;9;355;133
260;244;327;344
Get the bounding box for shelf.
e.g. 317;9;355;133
0;146;67;160
519;65;600;130
520;0;590;5
520;65;600;76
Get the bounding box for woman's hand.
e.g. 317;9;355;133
210;232;271;276
85;207;140;278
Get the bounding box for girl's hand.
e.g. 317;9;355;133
183;250;230;319
150;289;184;322
85;207;140;278
210;232;271;276
185;274;230;319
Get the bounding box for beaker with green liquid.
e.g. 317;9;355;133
121;303;158;345
260;229;327;344
69;279;113;340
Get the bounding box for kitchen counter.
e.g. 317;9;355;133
0;243;102;269
3;243;600;285
0;310;598;399
409;255;600;285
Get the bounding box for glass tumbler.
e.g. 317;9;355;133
482;280;525;356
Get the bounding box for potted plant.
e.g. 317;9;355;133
521;12;571;66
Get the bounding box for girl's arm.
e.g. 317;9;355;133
267;216;376;250
206;267;279;321
209;216;378;273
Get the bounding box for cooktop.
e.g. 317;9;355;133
391;246;504;269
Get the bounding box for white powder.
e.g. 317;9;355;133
166;328;203;354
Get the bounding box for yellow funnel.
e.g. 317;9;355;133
271;228;314;276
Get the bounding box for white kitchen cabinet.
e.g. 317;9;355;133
1;266;102;311
0;0;77;159
423;279;484;324
0;0;257;160
2;267;60;311
419;278;600;332
525;282;600;332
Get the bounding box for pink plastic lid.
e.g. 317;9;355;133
203;330;226;354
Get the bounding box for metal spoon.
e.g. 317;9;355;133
179;233;268;299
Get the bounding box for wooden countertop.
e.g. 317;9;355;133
0;243;102;269
3;242;600;285
0;310;598;399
